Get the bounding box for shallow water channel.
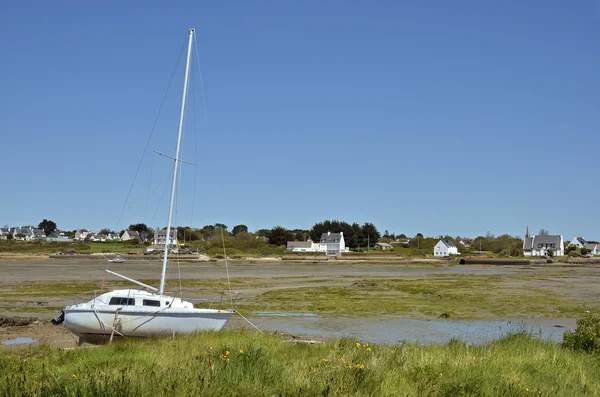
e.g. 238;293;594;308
253;315;576;345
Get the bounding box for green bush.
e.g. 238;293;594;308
562;312;600;353
581;247;589;255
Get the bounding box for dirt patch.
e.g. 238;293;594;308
1;315;77;349
351;281;378;288
0;316;38;327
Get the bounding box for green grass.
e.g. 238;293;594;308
1;331;599;396
237;275;597;318
78;242;140;254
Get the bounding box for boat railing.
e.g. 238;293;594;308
184;290;240;309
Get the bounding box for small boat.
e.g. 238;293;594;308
107;257;125;263
53;29;234;343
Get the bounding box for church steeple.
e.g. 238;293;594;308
525;225;530;239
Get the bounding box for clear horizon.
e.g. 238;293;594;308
1;1;598;240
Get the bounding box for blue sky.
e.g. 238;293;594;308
1;1;598;239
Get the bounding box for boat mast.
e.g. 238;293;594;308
159;28;195;296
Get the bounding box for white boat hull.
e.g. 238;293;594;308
64;306;233;339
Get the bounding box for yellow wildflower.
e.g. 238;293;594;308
356;342;361;348
239;349;244;354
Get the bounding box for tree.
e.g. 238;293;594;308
539;229;549;236
231;224;248;236
235;231;254;241
98;228;113;236
546;248;554;257
309;220;361;248
581;247;589;255
128;223;149;233
358;223;380;249
214;223;228;233
565;245;578;255
268;226;295;246
38;219;57;236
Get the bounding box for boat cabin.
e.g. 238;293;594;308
89;289;193;309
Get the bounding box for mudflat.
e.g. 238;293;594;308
1;258;599;348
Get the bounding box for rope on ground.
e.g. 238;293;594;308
234;309;263;333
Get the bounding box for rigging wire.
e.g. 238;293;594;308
143;154;155;224
101;37;188;293
193;30;209;121
194;30;234;307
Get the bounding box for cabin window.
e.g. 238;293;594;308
143;299;160;307
109;297;135;306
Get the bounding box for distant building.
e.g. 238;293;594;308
121;230;141;241
319;232;346;256
46;230;73;242
374;242;393;250
74;229;92;241
523;228;564;257
287;238;318;252
9;227;42;241
585;243;600;255
434;239;458;257
153;229;177;246
568;237;587;248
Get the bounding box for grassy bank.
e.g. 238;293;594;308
236;273;597;318
1;331;599;396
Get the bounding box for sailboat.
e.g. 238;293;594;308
52;29;234;343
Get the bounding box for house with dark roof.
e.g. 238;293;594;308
153;229;178;246
585;243;600;255
121;230;141;241
287;238;318;252
74;229;92;240
434;239;458;257
523;230;564;257
568;237;587;248
319;232;346;256
10;227;37;241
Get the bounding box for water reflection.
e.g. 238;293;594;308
254;315;575;345
2;337;36;345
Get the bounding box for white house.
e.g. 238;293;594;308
74;229;92;241
585;243;600;255
434;239;459;257
523;234;564;257
569;237;587;248
101;233;120;242
319;232;346;256
153;229;178;246
10;227;38;241
121;230;141;241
